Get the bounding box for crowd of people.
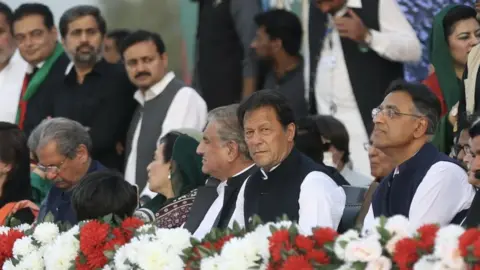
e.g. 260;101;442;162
0;0;479;249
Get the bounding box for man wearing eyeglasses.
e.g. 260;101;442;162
28;117;106;225
363;80;475;230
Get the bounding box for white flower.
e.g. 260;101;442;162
385;234;406;255
216;235;268;270
0;226;10;234
413;255;438;270
344;238;383;262
136;242;184;270
43;231;79;270
334;230;360;260
434;225;466;269
365;256;392;270
12;236;36;257
200;255;222;270
17;250;44;270
2;260;15;270
137;224;155;234
155;228;192;254
33;222;59;245
14;224;32;232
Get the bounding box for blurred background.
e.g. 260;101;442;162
3;0;475;83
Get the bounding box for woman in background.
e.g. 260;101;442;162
0;122;36;225
134;130;206;228
425;5;480;152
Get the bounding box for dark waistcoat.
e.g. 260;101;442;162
308;0;403;134
372;143;468;224
125;78;183;191
196;0;243;110
243;148;344;224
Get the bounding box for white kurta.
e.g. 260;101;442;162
0;51;28;123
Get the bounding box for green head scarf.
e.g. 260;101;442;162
428;4;462;110
170;134;206;197
429;4;463;153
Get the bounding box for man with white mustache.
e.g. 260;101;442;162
50;5;136;171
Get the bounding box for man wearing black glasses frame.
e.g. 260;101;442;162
363;80;474;231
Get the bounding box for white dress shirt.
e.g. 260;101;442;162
0;51;28;123
193;164;255;239
303;0;421;178
124;71;207;198
229;166;346;234
363;161;475;230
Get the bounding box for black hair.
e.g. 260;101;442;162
59;5;106;38
72;171;138;222
0;122;31;206
0;2;12;26
443;5;477;41
158;131;182;163
107;29;131;50
254;9;302;56
237;89;295;129
295;116;325;164
120;30;166;57
12;3;54;32
314;115;350;164
385;80;441;135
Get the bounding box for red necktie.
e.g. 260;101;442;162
18;72;32;130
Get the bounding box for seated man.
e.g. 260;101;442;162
364;80;475;230
184;104;256;239
230;90;346;232
30;117;107;225
72;171;138;222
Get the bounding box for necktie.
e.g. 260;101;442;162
17;72;32;130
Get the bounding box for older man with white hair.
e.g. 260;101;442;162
30;117;107;225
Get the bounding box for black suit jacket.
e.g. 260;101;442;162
184;165;257;233
462;188;480;228
23;53;70;138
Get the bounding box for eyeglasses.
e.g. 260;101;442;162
451;144;468;157
36;157;67;174
371;107;423;120
464;145;475;158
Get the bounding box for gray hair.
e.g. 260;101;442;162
29;117;92;159
59;5;106;38
207;104;251;160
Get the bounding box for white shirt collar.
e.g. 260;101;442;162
231;164;255;178
27;61;44;74
260;163;281;180
134;71;175;106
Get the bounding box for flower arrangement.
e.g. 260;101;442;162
0;215;478;269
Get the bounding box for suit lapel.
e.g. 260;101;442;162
183;186;218;233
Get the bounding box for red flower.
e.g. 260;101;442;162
121;217;144;229
270;230;291;246
281;255;313;270
393;238;420;270
79;220;110;255
459;229;480;257
0;229;25;267
472;238;480;258
306;249;330;264
213;235;234;251
295;235;314;251
312;228;338;247
416;224;439;252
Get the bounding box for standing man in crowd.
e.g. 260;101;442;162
0;2;28;123
103;29;130;64
307;0;421;177
185;104;256;239
364;81;474;229
52;5;136;170
192;0;260;110
12;3;70;136
229;90;346;232
31;118;106;225
251;9;308;119
121;30;207;198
